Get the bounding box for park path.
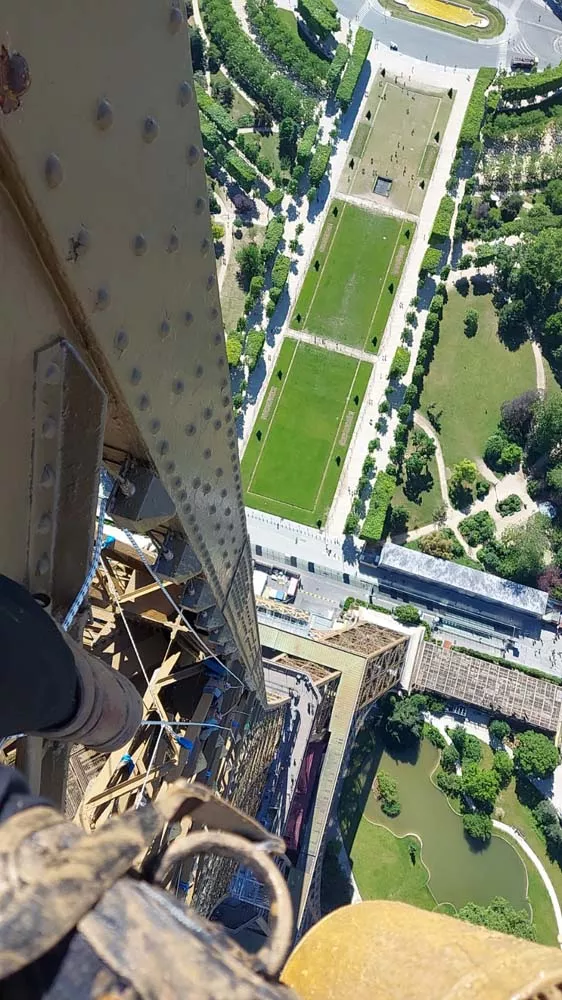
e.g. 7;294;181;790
532;340;546;395
338;191;417;223
406;413;469;552
287;329;376;364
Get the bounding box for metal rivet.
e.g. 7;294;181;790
187;145;200;165
213;333;222;346
95;287;110;310
36;554;50;576
200;238;211;257
138;393;150;411
172;476;182;490
41;417;57;439
158;440;169;456
178;489;187;503
217;356;225;368
210;307;219;321
188;514;196;525
169;5;184;31
43;362;60;385
222;550;228;560
203;484;211;495
194;197;206;215
225;561;232;570
225;506;231;516
167;230;179;253
222;396;230;407
172;378;184;394
149;418;161;435
178;80;192;105
166;460;176;474
185;311;193;326
192;477;201;489
203;407;212;420
159;319;171;340
185;423;196;437
213;419;222;430
133;233;148;256
96;98;113;130
38;513;52;534
225;412;232;423
183;502;192;513
218;536;225;545
209;504;217;515
221;489;228;498
143;116;159;142
227;428;234;438
216;468;224;478
203;448;211;460
195;364;204;378
40;465;55;489
207;274;216;291
114;329;128;352
45;153;63;188
130;367;142;385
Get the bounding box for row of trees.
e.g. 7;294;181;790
246;0;329;93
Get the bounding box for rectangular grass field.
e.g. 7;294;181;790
338;74;453;216
242;339;372;526
290;200;414;353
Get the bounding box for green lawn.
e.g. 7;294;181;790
209;69;254;122
258;132;284;176
377;0;505;39
420;285;536;471
242;339;372;526
338;75;453;216
392;451;441;532
291;201;414;352
350;819;436;910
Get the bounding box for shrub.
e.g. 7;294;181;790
423;724;446;749
359;471;395;542
420;246;442;276
462;764;500;812
429;294;444;318
500;63;562;103
459;511;495;547
376;770;401;816
264;187;284;208
297;0;339;39
235;131;261;162
296;123;318;165
245;328;265;371
441;744;460;773
514;731;559;779
225;149;257;190
195;83;238;139
489;719;511;743
309;143;332;186
262;215;285;262
435;769;462;796
431;195;455;243
496;494;522;517
389;347;410;380
493;750;514;787
336;27;372;109
474;243;496;267
463;812;492;842
459;67;496;147
450;727;482;765
327;43;349;93
464;308;478;337
226;334;242;367
458;253;473;270
271;253;290;290
344;511;360;535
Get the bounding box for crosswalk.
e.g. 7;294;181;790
355;0;374;23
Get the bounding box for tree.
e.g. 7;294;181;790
190;26;207;71
441;744;460;773
544;177;562;215
450;727;482;765
459;897;536;941
514;731;559;779
412;428;436;462
418;530;457;561
464;308;479;337
497;299;527;348
279;117;298;165
376;770;401;816
538;565;562;601
433;502;448;526
449;459;478;507
544;311;562;347
534;798;559;832
236;243;263;285
393;603;421;626
499;515;549;585
462;764;500;812
385;694;427;747
527;391;562;462
459;511;495;547
484;432;506;470
547;465;562;493
493;750;514;788
389;506;409;534
500;390;539;445
488;719;511;744
462;812;492;843
500;192;523;222
207;41;222;72
405;451;426;480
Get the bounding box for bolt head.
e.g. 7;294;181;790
132;233;148;256
159;319;171;340
36;554;50;576
38;513;52;534
169;5;185;32
40;465;55;489
43;362;61;385
41;417;57;439
96;98;113;129
143;116;159;143
114;329;128;352
178;80;192;105
167;230;180;253
45;153;63;188
95;287;110;310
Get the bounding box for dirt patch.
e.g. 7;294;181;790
319;222;334;255
391;245;406;276
262;386;278;421
339;411;355;447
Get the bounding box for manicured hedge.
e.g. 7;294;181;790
500;62;562;102
200;0;307;123
309;142;332;186
474;243;496;267
327;43;349;94
297;123;318;165
336;27;372;110
431;195;455;244
225;149;257;190
264;188;284;208
195;83;238;140
199;113;223;153
271;253;291;290
389;346;410;379
262;215;285;261
297;0;339;39
247;0;328;91
226;334;243;367
420;246;442;276
459;67;496;147
359;471;395;542
246;328;266;371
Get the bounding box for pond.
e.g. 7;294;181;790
364;739;529;912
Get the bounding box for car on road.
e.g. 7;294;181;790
390;41;398;50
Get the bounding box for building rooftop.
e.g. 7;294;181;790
413;642;562;734
379;543;548;618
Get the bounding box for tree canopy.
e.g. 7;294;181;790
461;764;500;812
462;812;492;842
459;897;536;941
493;750;514;788
385;694;427;747
514;730;559;779
488;719;511;743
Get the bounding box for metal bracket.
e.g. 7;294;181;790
108;464;176;532
154;532;202;582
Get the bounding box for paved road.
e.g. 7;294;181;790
337;0;562;69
